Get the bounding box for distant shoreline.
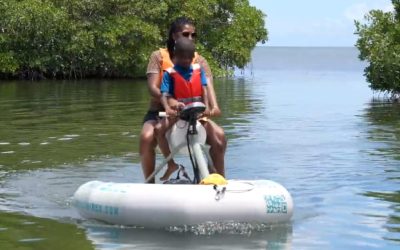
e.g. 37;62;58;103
256;45;357;49
249;46;364;71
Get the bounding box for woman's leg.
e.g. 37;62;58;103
204;120;227;176
140;120;158;183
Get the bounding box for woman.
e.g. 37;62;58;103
140;17;226;183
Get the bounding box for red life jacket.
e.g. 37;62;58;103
165;64;203;105
159;48;199;86
148;48;200;110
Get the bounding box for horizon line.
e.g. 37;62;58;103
256;45;357;48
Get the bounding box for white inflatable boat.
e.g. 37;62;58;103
73;103;293;228
74;179;293;228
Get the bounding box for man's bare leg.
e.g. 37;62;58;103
156;118;179;181
204;120;226;176
140;121;158;183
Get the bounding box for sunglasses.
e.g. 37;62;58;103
181;32;197;38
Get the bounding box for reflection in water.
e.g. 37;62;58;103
363;101;400;160
209;77;263;142
0;212;93;250
84;223;292;250
363;191;400;239
0;80;147;171
0;79;256;171
362;100;400;242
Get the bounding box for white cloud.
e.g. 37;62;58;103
382;4;395;12
254;0;395;46
344;1;394;21
344;3;369;21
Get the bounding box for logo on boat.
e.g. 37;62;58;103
75;200;119;216
264;195;287;214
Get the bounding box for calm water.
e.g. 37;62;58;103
1;47;400;249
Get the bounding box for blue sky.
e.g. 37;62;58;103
249;0;394;46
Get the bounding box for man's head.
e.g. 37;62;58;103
174;37;195;68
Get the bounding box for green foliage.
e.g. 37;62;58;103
355;0;400;97
166;0;267;73
199;1;267;71
1;0;74;79
0;0;267;79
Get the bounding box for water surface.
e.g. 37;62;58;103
1;47;400;249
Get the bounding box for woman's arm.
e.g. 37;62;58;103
202;86;210;114
146;51;162;98
160;94;172;113
147;73;162;98
198;56;221;116
206;76;221;116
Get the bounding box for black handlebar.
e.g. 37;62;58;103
179;102;206;121
179;102;206;135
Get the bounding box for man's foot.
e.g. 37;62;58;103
160;164;179;181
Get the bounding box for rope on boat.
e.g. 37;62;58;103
212;181;255;201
